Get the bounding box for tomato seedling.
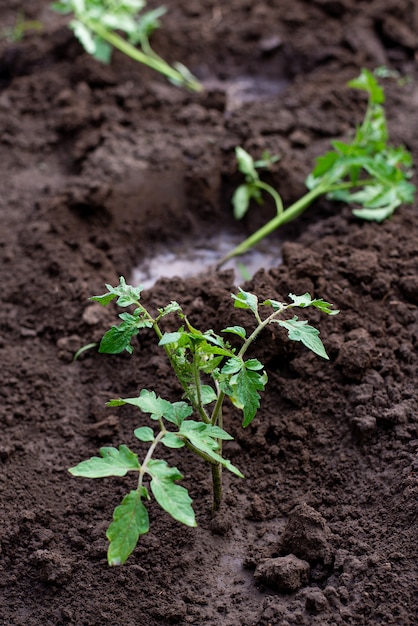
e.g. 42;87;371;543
51;0;202;91
70;277;338;565
219;68;415;266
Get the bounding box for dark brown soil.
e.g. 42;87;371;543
1;1;417;624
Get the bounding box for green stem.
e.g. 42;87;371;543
138;428;166;492
192;359;210;424
256;180;284;215
217;173;377;268
211;464;222;512
84;19;202;92
217;183;327;268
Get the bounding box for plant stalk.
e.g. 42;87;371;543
84;19;202;92
217;184;326;268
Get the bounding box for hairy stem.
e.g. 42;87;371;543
211;464;222;512
137;428;166;492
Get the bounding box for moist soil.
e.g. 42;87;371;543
1;1;418;624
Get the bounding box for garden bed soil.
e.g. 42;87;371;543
1;1;418;624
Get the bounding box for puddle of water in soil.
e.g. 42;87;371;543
131;233;282;289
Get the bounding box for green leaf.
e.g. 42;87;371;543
167;401;193;426
134;426;155;442
229;367;267;428
92;37;112;63
91;277;143;308
107;490;149;566
232;184;251;220
221;357;243;375
277;316;329;359
245;358;264;371
261;298;285;312
348;68;384;104
235;146;259;182
70;19;96;55
222;325;246;339
147;460;196;527
232;289;258;314
118;390;173;421
69;445;140;478
129;6;166;44
180;421;244;477
157;301;182;318
200;385;217;405
51;2;72;16
159;331;182;346
288;293;338;315
116;391;192;426
161;432;185;448
99;323;138;354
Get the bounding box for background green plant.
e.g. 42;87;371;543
51;0;202;91
70;277;338;565
0;11;43;42
220;68;415;266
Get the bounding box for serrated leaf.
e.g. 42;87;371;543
134;426;155;442
230;367;267;428
200;385;217;405
89;292;116;306
69;445;140;478
99;323;138;354
92;37;112;63
180;421;243;477
222;325;246;339
232;289;258;314
288;293;314;308
147;459;196;527
167;401;193;426
92;277;143;309
288;293;338;315
157;301;182;317
277;316;328;359
119;390;173;421
221;357;243;375
107;490;149;566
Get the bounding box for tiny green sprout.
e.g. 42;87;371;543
218;68;415;267
50;0;202;92
70;277;338;565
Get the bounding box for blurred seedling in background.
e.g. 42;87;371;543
69;277;338;565
0;11;43;42
51;0;202;91
219;68;415;267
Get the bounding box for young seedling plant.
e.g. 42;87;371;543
70;277;338;565
51;0;202;91
219;68;415;267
